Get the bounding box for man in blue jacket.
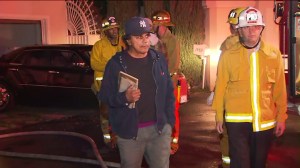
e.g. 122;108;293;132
98;16;175;168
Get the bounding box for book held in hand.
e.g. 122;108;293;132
118;71;139;108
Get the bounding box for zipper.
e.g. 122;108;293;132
152;52;160;133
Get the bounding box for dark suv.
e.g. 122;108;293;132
0;44;94;111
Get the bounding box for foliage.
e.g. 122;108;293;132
173;1;205;87
106;1;139;36
94;0;206;87
144;1;206;87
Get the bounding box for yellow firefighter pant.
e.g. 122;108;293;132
220;125;230;168
98;100;110;143
91;88;110;144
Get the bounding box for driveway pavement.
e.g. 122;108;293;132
0;90;299;168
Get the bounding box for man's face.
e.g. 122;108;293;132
153;25;167;37
238;25;263;46
105;27;119;39
127;33;150;56
229;24;238;35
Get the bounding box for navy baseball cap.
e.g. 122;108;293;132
125;17;151;36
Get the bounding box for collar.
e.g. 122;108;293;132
232;40;275;56
116;48;161;71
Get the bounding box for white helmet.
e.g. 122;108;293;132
237;7;265;28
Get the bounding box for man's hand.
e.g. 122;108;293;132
125;85;141;103
275;122;286;137
216;121;224;134
207;92;214;106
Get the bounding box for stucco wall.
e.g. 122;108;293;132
0;0;280;90
0;1;68;44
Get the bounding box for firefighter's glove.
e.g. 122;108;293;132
206;92;214;106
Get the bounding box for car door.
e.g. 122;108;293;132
8;49;51;89
49;49;93;89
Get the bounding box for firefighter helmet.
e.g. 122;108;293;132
237;7;265;28
227;7;247;25
151;10;175;27
101;16;119;32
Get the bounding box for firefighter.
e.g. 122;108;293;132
144;18;159;48
207;7;247;168
212;7;287;168
90;16;124;148
151;10;181;154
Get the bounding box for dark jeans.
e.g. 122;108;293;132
226;122;274;168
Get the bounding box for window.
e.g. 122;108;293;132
14;50;50;66
51;50;84;67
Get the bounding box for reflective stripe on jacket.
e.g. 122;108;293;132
212;41;287;132
90;36;124;92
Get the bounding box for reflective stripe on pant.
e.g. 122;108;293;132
93;88;109;145
222;155;230;166
226;122;274;168
117;124;172;168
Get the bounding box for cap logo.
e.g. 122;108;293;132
139;20;147;28
246;9;259;24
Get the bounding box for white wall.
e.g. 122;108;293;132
0;1;68;44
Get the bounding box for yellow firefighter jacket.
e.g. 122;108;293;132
220;35;239;51
90;36;124;92
154;29;181;74
212;41;287;132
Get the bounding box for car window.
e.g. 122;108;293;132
78;48;91;59
0;48;23;62
13;50;50;66
51;50;84;67
83;50;91;58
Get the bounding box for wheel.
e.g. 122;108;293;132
0;82;14;112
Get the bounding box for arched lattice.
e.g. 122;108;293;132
66;0;98;36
